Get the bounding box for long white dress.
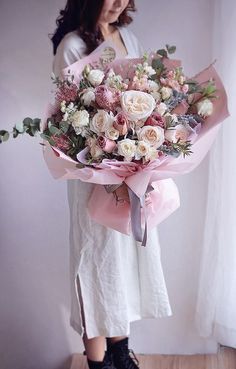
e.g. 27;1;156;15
53;26;173;339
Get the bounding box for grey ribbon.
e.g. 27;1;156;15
104;183;154;247
128;184;154;247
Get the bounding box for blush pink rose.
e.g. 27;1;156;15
97;136;116;153
113;112;128;135
144;112;165;128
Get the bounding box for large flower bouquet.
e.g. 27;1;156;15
0;43;229;246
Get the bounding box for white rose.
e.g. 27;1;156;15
197;98;213;117
105;126;120;141
155;102;167;116
160;86;173;100
138;125;165;148
145;146;158;161
90;110;114;134
165;124;190;143
121;90;156;120
87;69;105;86
135;141;151;160
81;88;95;106
117;138;136;161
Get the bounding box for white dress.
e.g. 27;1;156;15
53;26;173;339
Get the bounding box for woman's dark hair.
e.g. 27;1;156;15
50;0;136;55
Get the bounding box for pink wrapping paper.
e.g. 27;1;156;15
43;42;230;237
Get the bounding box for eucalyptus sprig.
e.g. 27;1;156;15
0;117;41;143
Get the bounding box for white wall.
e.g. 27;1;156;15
0;1;218;368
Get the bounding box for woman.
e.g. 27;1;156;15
51;1;173;369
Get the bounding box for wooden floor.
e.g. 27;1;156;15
70;346;236;369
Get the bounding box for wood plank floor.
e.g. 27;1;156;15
70;346;236;369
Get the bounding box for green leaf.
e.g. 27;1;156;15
152;58;164;70
166;45;176;54
16;122;25;133
48;125;61;135
0;130;10;142
29;126;38;136
13;127;19;138
23;117;33;127
156;49;168;58
59;121;69;133
40;132;49;139
33;118;41;130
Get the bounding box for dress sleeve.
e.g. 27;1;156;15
52;33;87;78
121;26;145;58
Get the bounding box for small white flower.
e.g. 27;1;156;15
81;88;95;106
197;98;213;117
117;138;136;161
155;102;167;116
70;110;90;131
148;80;160;92
160;86;173;100
63;112;69;121
87;69;105;86
143;62;156;76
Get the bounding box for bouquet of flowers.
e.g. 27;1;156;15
0;43;229;246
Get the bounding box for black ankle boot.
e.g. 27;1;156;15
87;351;114;369
106;337;140;369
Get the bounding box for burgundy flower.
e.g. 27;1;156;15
95;85;121;111
55;84;78;104
144;112;165;128
51;134;71;152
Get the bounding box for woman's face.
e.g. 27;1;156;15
99;0;129;24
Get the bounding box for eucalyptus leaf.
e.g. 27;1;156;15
48;125;61;135
14;122;24;133
40;133;50;141
23;117;33;127
0;131;10;142
152;58;164;70
33;118;41;130
166;45;176;54
13;127;19;138
156;49;168;58
59;121;69;133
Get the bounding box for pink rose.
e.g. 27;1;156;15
97;136;116;153
113;112;128;135
95;85;120;111
165;124;190;143
144;112;165;128
171;100;189;115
